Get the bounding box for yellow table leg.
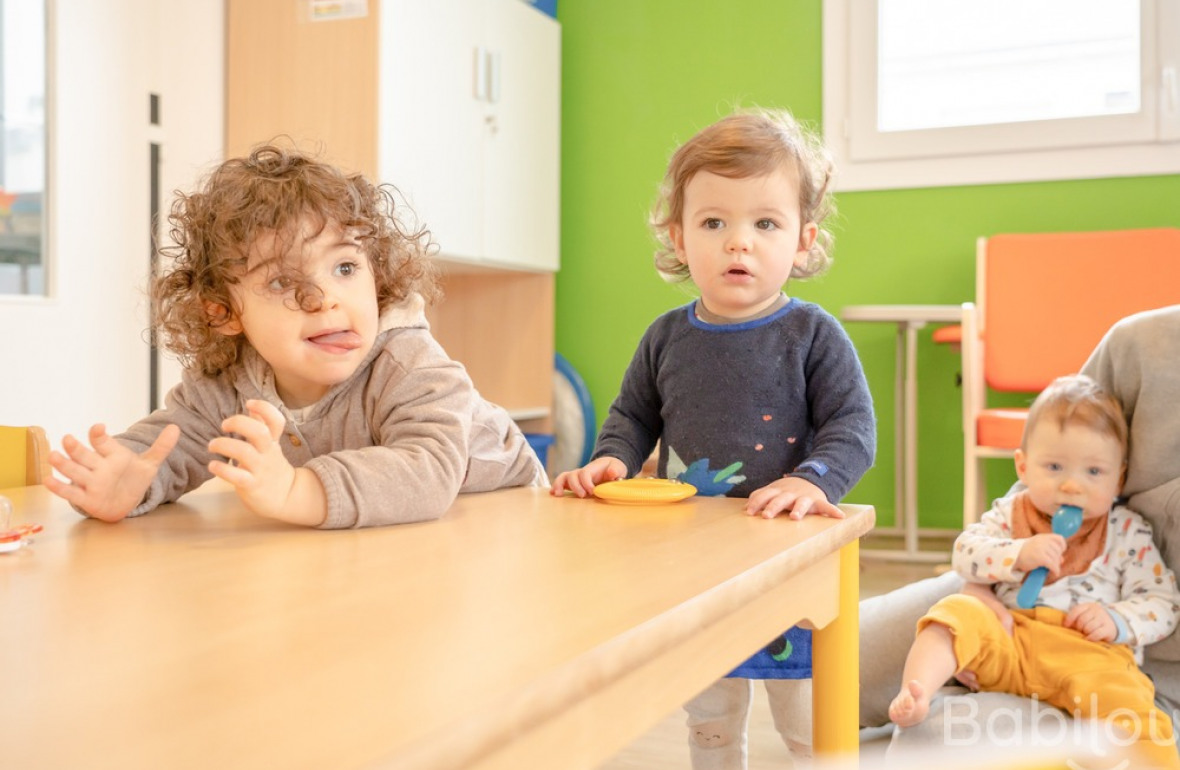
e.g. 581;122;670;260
812;540;859;756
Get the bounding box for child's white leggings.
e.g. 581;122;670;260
683;676;812;769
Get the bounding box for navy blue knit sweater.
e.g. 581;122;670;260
594;299;876;504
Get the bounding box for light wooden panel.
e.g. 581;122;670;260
426;269;555;427
225;0;379;176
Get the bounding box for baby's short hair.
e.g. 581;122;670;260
1022;374;1128;460
153;144;437;375
650;107;836;282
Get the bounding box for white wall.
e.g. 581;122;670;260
0;0;223;446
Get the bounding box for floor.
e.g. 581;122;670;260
594;544;941;770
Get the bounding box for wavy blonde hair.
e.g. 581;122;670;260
650;108;836;282
153;144;438;376
1023;374;1128;460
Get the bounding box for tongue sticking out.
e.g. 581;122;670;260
309;330;362;351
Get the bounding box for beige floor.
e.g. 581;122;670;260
595;548;940;770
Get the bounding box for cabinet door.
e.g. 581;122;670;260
482;0;561;271
379;0;485;262
227;0;378;176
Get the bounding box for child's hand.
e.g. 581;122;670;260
208;399;326;526
1065;602;1117;642
745;477;843;520
550;457;627;497
1015;533;1067;576
960;581;1014;635
45;423;180;522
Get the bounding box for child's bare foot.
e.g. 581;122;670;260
888;680;931;727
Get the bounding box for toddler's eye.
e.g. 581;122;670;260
703;218;723;230
335;261;359;277
1088;467;1105;476
756;219;778;231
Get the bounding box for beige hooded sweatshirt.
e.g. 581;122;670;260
116;295;546;528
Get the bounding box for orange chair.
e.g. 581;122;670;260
0;425;51;488
959;228;1180;525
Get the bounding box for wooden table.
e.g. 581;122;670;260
0;483;873;770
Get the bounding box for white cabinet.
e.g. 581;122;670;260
227;0;557;426
379;0;561;272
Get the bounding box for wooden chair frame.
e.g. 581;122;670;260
959;228;1180;526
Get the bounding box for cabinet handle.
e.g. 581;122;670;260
487;50;502;104
474;46;488;101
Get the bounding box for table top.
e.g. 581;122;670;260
841;304;963;324
0;483;873;770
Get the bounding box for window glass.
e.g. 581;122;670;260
823;0;1180;190
878;0;1140;132
0;0;47;296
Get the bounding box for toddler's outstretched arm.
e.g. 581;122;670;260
45;423;180;522
208;399;328;527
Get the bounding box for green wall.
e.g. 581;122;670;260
554;1;1180;528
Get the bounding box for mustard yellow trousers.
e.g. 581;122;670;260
920;594;1179;769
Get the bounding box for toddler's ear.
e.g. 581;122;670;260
204;301;243;335
670;223;687;264
794;222;820;265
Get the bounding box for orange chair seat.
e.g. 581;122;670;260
976;408;1028;450
932;324;962;345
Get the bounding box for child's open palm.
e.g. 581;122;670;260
45;423;180;522
208;399;327;526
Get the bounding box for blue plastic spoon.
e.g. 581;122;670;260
1015;504;1084;609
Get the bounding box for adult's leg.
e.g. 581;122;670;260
684;677;754;770
1146;656;1180;724
1150;661;1180;767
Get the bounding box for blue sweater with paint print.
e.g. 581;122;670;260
591;298;876;679
593;299;875;505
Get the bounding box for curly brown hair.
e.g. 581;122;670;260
153;144;438;375
650;108;836;283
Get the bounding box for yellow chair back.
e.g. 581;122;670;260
0;425;51;487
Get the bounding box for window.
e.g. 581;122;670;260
823;0;1180;191
0;0;47;295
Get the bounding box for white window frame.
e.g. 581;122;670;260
823;0;1180;191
